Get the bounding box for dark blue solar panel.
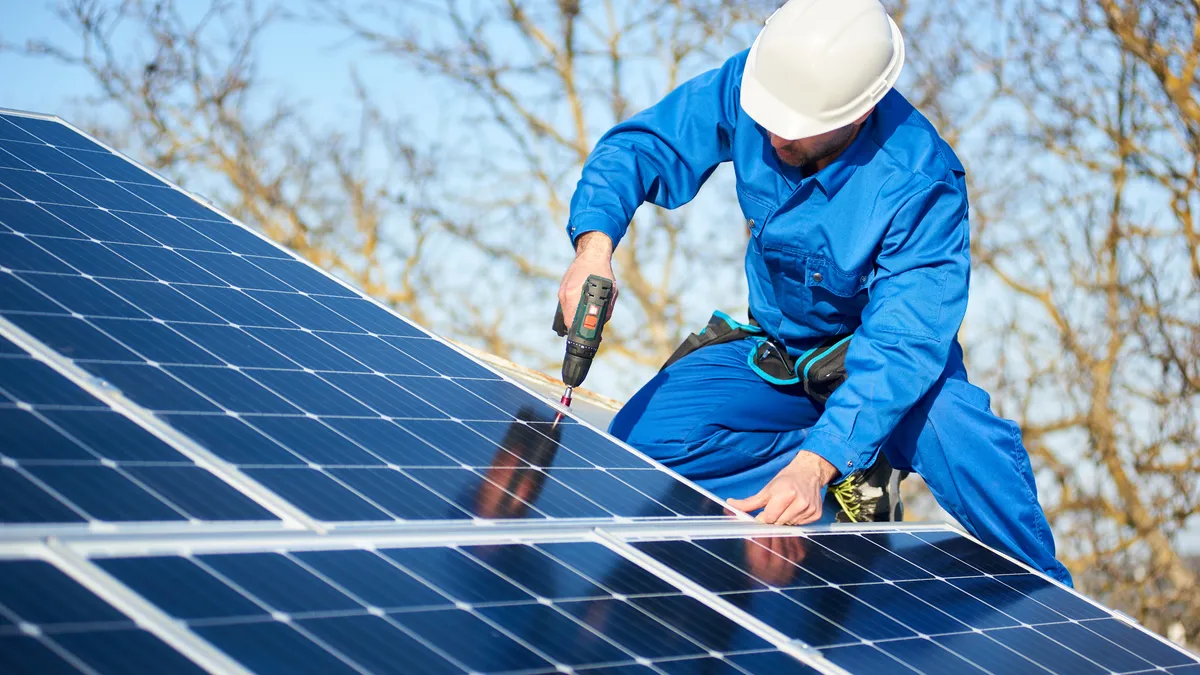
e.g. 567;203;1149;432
0;339;274;524
54;175;161;212
1;140;101;176
0;468;86;523
166;366;302;414
0;199;84;237
159;414;305;465
114;212;227;252
78;362;222;412
0;234;75;273
0;168;92;205
88;319;224;365
49;629;208;675
1076;618;1198;667
2;115;108;152
118;183;214;219
94;542;808;674
0;274;67;314
243;416;384;465
0;559;204;674
316;332;436;374
821;644;920;674
5;313;141;361
874;638;989;675
632;531;1200;674
241;468;394;521
20;273;146;318
912;529;1026;575
59;147;169;185
250;369;381;413
0;117;40;142
243;328;369;372
0;112;730;526
43;205;158;243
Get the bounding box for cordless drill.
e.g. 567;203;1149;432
552;275;614;409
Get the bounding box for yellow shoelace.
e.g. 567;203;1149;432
830;479;862;523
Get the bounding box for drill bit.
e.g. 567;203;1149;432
552;386;573;428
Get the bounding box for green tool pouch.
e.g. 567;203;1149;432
663;312;852;406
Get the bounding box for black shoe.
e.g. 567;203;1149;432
830;453;906;522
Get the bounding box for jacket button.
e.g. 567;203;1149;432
860;275;867;283
812;272;823;283
747;218;755;229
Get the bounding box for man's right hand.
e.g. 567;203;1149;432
559;232;618;322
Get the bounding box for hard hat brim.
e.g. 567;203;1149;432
740;15;905;140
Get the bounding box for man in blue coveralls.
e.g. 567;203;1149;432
556;0;1072;585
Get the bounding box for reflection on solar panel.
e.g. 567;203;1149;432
1;109;1194;675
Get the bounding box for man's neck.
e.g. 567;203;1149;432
803;124;864;177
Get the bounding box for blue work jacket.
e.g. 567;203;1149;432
567;50;970;479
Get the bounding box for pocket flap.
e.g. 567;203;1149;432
804;257;870;298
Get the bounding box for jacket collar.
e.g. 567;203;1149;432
810;112;876;199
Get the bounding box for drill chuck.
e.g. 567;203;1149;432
561;351;593;388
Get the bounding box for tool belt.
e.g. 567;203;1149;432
661;311;852;406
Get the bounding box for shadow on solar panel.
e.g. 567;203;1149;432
0;110;730;526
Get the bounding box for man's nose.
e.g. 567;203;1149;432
769;134;790;150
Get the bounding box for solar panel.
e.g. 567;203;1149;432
623;530;1200;674
0;334;277;525
78;538;820;674
0;558;212;674
2;109;1194;675
0;110;726;524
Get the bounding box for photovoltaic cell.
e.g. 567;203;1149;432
0;559;205;674
0;111;725;523
630;531;1198;674
0;334;275;524
94;541;815;674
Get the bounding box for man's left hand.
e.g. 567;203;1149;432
727;451;839;525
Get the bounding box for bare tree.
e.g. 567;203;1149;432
966;0;1200;642
313;0;783;385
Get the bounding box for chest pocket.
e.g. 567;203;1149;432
771;252;872;333
737;190;774;245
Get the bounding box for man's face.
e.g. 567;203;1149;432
769;123;859;168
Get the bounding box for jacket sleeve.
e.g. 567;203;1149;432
567;51;746;247
802;178;971;480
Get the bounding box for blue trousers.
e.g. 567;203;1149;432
609;339;1072;586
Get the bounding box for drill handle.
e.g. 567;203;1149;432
553;275;614;341
553;304;570;337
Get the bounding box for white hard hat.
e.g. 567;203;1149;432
741;0;905;140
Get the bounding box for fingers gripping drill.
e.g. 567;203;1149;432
552;275;614;415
